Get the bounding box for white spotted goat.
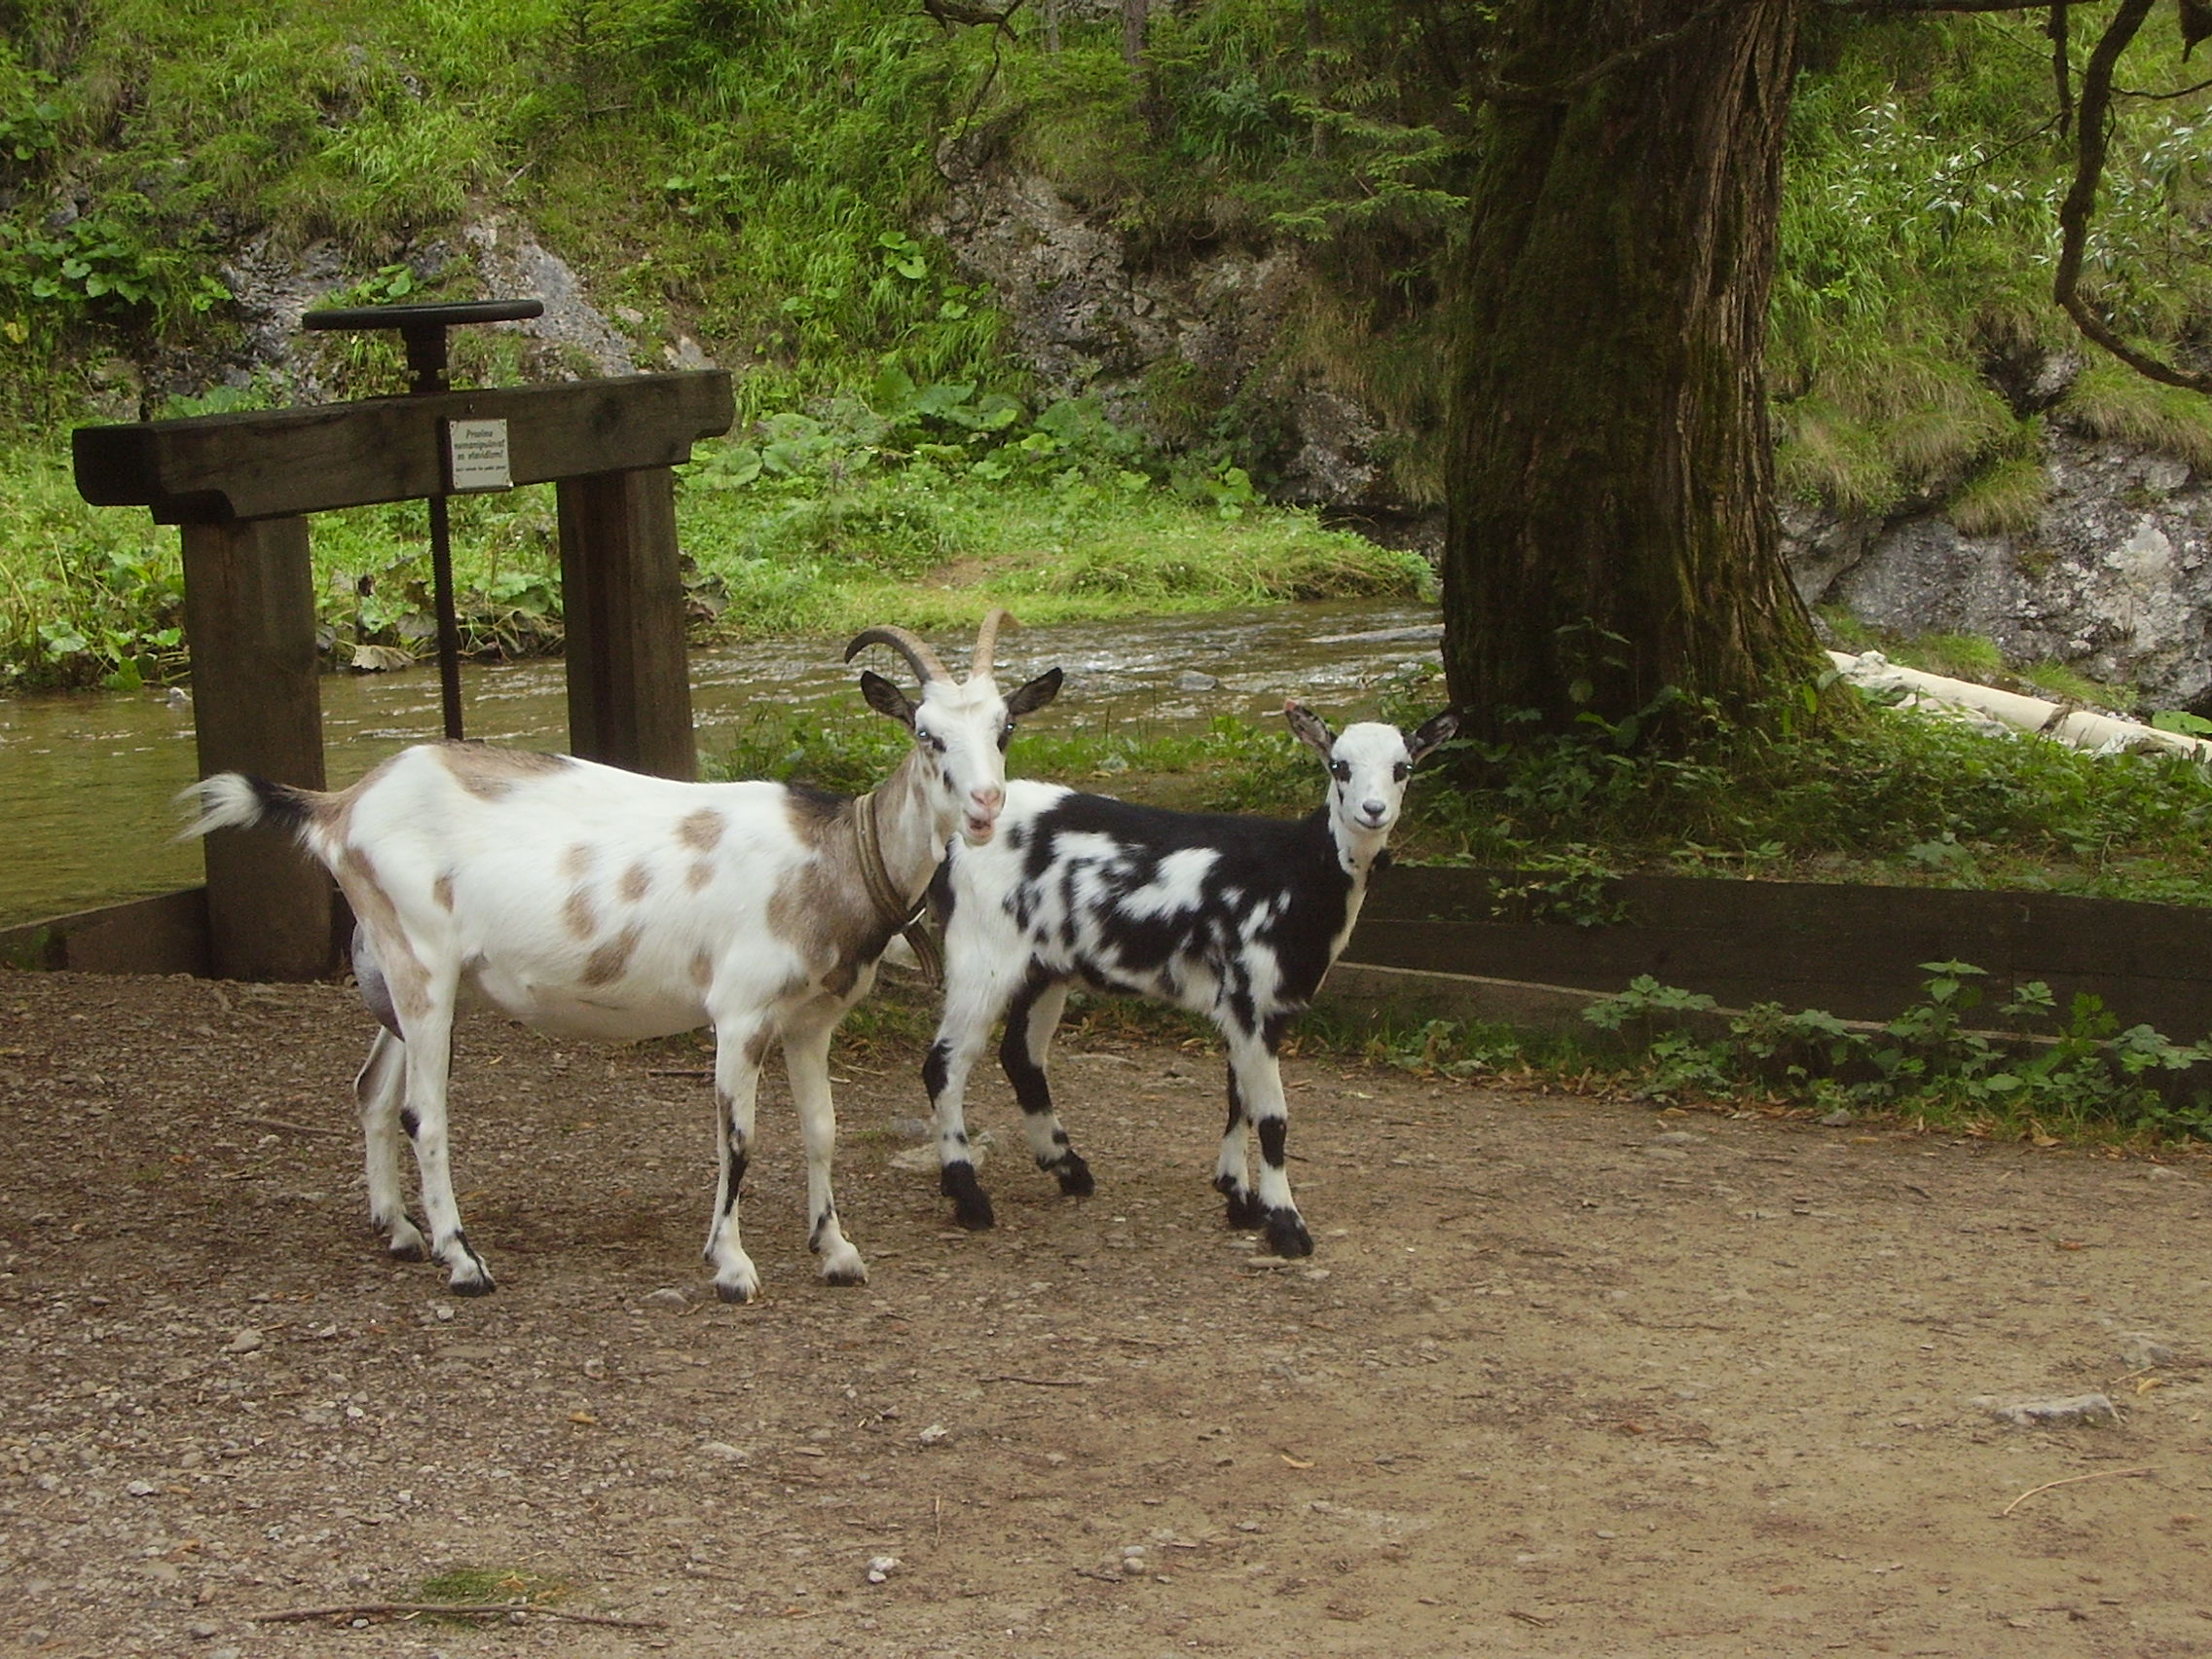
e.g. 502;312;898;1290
920;699;1458;1256
179;613;1060;1301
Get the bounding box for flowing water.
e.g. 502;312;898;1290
0;600;1441;928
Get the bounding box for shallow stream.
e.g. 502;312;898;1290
0;599;1440;927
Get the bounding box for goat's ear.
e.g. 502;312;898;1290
859;670;916;728
1006;666;1063;718
1284;700;1335;759
1406;709;1461;766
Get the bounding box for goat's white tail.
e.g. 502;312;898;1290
174;773;315;842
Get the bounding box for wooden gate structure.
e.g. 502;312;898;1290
73;367;734;982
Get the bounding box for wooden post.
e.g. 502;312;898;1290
74;373;731;976
178;515;336;980
557;467;696;780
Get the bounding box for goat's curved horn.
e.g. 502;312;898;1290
843;625;948;684
970;608;1016;682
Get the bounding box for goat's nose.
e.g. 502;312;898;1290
1361;797;1389;821
971;785;1005;817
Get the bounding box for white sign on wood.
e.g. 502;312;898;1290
445;419;513;493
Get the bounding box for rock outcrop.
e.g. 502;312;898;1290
1788;434;2210;710
939;166;2210;707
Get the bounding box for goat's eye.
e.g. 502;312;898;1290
998;720;1015;752
924;732;947;756
1329;760;1350;783
1393;762;1410;782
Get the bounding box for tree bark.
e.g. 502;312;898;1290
1441;0;1825;744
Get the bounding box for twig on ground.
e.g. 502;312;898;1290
983;1373;1096;1387
250;1601;667;1629
2001;1466;2156;1517
242;1115;347;1138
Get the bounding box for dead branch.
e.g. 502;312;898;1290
250;1601;667;1629
2055;0;2212;391
2000;1464;2156;1517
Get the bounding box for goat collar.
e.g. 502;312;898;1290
853;789;943;984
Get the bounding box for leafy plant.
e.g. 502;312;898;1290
1581;961;2212;1141
1489;844;1631;928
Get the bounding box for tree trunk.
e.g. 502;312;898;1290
1121;0;1148;69
1440;0;1824;744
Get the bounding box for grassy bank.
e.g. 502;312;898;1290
0;404;1432;692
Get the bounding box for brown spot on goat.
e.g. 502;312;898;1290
561;842;594;881
685;861;715;893
618;862;652;904
440;743;571;800
689;950;715;989
766;787;895;1002
432;872;456;912
336;845;432;1023
582;926;642;987
676;809;725;852
782;786;849;838
563;887;598;940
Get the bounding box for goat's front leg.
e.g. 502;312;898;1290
781;1012;866;1286
354;1029;426;1261
1001;976;1091;1197
924;961;1020;1229
396;992;495;1295
1219;1032;1312;1258
1214;1068;1258;1229
704;1014;772;1304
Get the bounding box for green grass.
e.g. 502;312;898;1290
1946;451;2049;537
695;641;2212;914
0;405;1432;690
2061;358;2212;472
408;1565;571;1622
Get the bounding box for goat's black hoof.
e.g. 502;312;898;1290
448;1274;497;1298
386;1238;427;1263
1216;1179;1265;1231
953;1194;996;1230
941;1163;996;1231
1052;1154;1094;1198
1265;1209;1314;1259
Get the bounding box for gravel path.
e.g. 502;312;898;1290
3;968;2209;1657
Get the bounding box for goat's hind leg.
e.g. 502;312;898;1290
704;1013;772;1303
394;989;494;1296
1002;977;1090;1197
354;1029;426;1261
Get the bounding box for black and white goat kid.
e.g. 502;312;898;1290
920;700;1458;1257
178;613;1060;1302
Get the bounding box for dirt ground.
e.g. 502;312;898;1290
2;967;2210;1659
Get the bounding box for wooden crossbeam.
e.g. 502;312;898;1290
73;371;733;524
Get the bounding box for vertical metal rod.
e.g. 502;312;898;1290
405;323;465;742
302;300;540;751
427;491;464;740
